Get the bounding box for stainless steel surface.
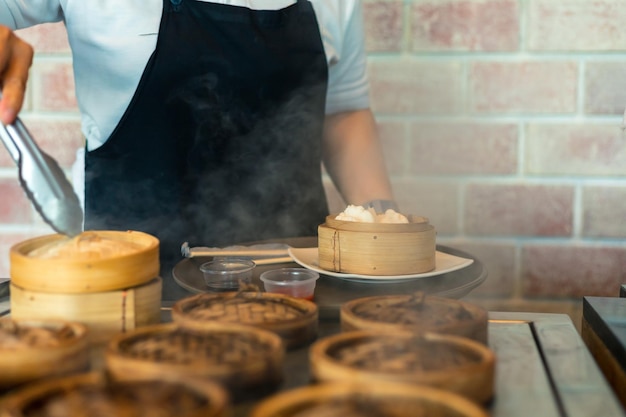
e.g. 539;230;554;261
0;117;83;236
0;278;8;299
0;278;9;317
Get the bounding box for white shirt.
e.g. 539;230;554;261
0;0;370;151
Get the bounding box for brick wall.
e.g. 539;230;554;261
3;1;626;324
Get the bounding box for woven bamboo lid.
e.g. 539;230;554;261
318;214;436;275
104;322;284;399
310;330;495;404
0;372;229;417
172;291;318;349
0;318;90;390
10;231;159;293
250;381;489;417
341;292;488;344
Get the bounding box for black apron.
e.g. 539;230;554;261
84;0;329;299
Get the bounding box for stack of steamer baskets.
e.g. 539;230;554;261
8;231;162;346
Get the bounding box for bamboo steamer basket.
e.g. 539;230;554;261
309;330;495;404
318;214;436;275
9;277;162;346
9;230;159;294
341;292;489;344
250;381;489;417
0;319;89;390
0;372;229;417
104;321;284;400
172;291;318;349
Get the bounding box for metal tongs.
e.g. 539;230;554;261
0;115;83;236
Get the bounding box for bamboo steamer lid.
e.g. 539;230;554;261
0;372;229;417
341;292;488;344
9;277;162;346
318;214;436;275
104;321;284;400
0;318;89;390
309;330;495;404
172;291;318;349
250;381;489;417
10;230;159;294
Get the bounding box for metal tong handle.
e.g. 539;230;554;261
0;115;83;236
1;118;64;192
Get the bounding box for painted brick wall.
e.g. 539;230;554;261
2;1;626;323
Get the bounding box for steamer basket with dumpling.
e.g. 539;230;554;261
10;230;159;293
0;318;90;390
0;371;230;417
9;231;162;346
317;208;436;276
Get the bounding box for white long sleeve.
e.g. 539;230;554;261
1;0;370;150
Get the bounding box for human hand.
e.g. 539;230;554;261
0;26;33;125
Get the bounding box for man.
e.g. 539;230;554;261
0;0;396;299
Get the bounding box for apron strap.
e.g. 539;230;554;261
170;0;182;12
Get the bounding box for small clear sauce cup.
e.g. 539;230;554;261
199;258;256;291
260;268;319;300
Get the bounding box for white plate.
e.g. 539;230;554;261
288;247;474;283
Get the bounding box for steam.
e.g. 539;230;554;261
166;69;329;250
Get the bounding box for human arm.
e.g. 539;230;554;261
0;26;33;124
0;1;63;124
317;1;396;211
321;108;396;209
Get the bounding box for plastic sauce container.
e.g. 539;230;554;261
260;268;319;300
200;258;256;291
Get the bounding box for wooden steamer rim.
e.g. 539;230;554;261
10;230;160;294
324;214;433;233
0;318;90;390
309;330;495;404
104;322;285;395
172;291;318;349
341;292;489;345
9;277;162;346
318;214;436;276
250;380;489;417
0;372;230;417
